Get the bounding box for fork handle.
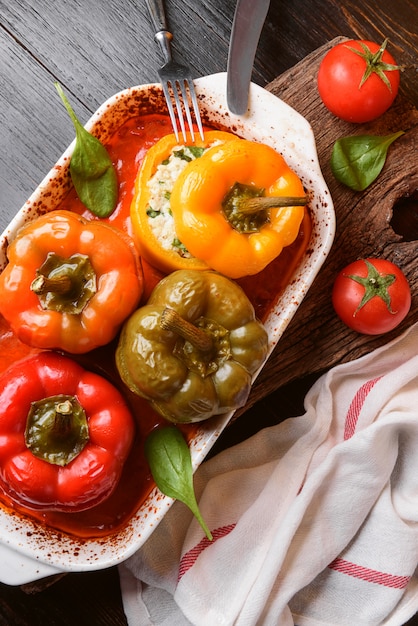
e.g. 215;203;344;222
145;0;168;32
145;0;173;63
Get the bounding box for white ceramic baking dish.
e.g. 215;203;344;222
0;72;335;584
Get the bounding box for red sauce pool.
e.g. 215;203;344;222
0;114;311;539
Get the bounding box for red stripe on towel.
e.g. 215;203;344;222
178;523;236;582
329;557;410;589
344;376;382;440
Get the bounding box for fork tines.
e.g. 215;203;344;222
160;66;205;143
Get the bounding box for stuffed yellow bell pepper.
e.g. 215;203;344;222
130;130;237;273
116;269;269;423
170;138;306;278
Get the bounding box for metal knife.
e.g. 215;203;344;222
227;0;270;115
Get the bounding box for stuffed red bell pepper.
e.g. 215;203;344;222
0;351;135;512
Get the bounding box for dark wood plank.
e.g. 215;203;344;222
0;28;90;232
0;568;127;625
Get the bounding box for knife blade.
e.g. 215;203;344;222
227;0;270;115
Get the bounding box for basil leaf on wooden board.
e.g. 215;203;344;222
330;131;405;191
55;83;118;218
145;426;213;541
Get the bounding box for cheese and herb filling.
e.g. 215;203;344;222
146;145;206;258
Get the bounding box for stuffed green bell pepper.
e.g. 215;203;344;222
115;269;269;423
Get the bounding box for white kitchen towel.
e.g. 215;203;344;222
119;322;418;626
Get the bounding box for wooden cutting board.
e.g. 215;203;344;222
246;37;418;410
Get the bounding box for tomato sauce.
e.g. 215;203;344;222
0;113;311;538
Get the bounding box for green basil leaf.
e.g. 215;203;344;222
145;426;213;541
330;131;404;191
55;83;118;217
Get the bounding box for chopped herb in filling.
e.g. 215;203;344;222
146;144;209;257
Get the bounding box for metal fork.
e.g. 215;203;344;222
145;0;204;142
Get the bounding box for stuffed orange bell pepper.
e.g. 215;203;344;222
0;210;143;354
170;138;307;278
130;130;237;273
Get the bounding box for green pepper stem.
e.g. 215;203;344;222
238;195;308;214
160;307;213;353
25;394;89;466
52;399;73;438
30;253;97;314
31;273;73;296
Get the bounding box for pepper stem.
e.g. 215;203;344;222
31;274;73;296
238;195;308;214
30;252;97;314
160;307;213;353
52;399;74;438
25;394;89;466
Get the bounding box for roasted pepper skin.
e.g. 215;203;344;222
116;269;269;423
0;210;143;354
0;351;135;512
130;131;237;273
171;138;305;278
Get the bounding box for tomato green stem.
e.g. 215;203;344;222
346;38;402;92
345;259;396;315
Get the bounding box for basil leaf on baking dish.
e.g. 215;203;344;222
145;426;213;541
55;82;118;218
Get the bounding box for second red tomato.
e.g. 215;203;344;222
332;258;411;335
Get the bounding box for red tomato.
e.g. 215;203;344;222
332;258;411;335
317;39;400;123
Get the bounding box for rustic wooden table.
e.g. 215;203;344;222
1;0;417;623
